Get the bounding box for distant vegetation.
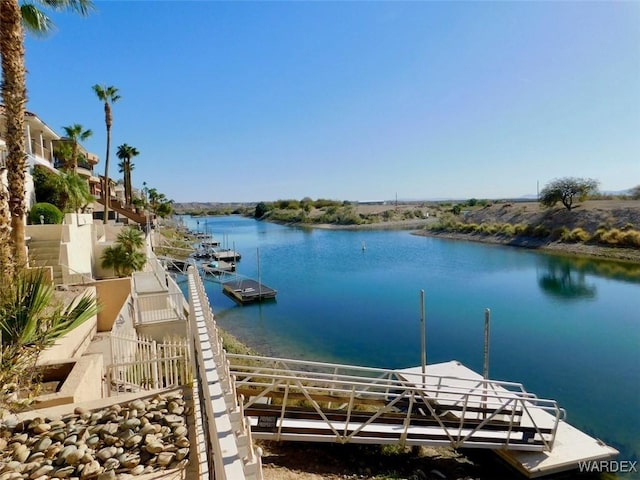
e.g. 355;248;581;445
539;177;599;211
252;198;431;226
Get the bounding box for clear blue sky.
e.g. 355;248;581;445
23;1;640;203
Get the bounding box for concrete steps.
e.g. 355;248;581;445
28;239;63;284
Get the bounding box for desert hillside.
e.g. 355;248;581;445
460;200;639;232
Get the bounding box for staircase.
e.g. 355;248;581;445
28;239;63;284
95;197;149;225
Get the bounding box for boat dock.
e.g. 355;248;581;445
222;278;277;304
397;362;619;478
201;260;236;275
213;249;241;261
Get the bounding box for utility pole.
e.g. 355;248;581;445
420;290;426;386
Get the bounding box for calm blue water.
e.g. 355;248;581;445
179;215;640;462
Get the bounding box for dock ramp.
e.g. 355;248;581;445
227;355;618;477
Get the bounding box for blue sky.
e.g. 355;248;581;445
23;1;640;203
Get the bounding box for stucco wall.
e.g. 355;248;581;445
34;355;104;408
37;286;98;366
137;320;187;341
95;277;133;332
61;214;95;281
25;223;63;241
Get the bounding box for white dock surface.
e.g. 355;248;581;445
396;361;618;478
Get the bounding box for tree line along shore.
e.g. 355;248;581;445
174;198;640;264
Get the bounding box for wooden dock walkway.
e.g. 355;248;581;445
222;279;277;304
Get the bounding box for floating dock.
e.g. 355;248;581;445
213;249;241;261
201;260;235;275
222;279;277;304
396;362;619;478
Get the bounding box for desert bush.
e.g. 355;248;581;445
514;223;528;235
532;225;550;238
382;210;395;221
29;202;63;224
314;198;342;208
621;223;636;231
560;228;590;243
571;228;591;242
550;227;568;241
460;223;478;233
601;228;623;245
621;230;640;247
500;223;516;236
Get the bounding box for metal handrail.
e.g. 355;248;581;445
228;354;562;451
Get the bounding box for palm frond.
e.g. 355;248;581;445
20;4;54;35
35;0;94;16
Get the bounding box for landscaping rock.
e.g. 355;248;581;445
0;391;189;479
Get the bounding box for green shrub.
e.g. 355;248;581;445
29;203;63;224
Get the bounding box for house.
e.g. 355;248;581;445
0;104;60;210
52;137;102;196
0;105;127;222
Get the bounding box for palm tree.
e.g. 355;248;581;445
116;143;139;207
55;171;93;214
101;227;145;277
0;0;92;280
0;268;99;404
92;84;120;225
62;123;92;171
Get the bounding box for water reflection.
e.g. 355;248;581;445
537;257;597;300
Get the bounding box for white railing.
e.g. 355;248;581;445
135;291;186;325
227;354;564;452
148;254;167;285
188;266;263;480
107;333;190;396
106;355;190;395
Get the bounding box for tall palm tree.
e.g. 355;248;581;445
116;143;139;206
62;123;92;171
92;84;120;224
0;0;92;280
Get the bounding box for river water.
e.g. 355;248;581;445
178;215;640;463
